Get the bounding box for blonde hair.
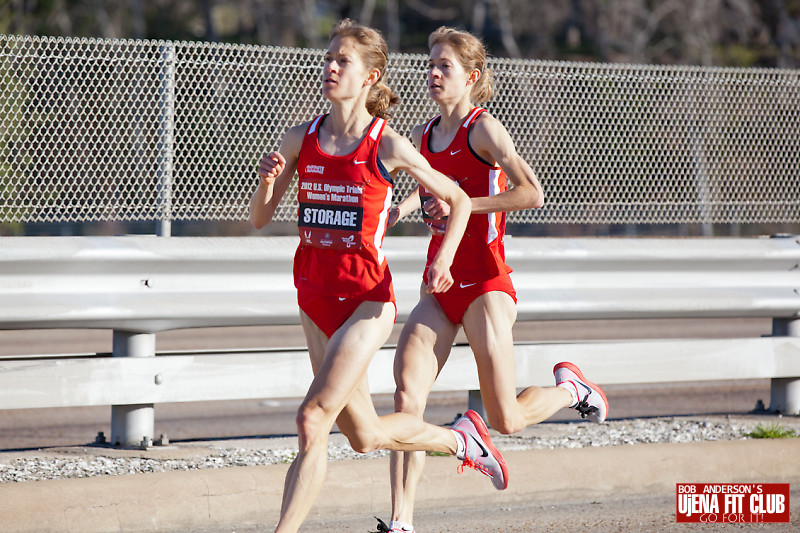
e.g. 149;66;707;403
329;19;400;120
428;26;495;104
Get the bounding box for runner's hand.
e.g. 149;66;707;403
423;197;449;236
426;258;454;293
387;206;401;227
258;152;285;185
426;221;447;236
423;196;450;219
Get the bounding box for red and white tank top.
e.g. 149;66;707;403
293;114;394;297
419;108;512;283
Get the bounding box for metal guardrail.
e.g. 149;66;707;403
2;235;799;330
0;235;799;446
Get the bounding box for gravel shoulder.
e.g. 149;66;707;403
2;413;798;484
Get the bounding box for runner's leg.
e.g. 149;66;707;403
275;301;394;533
462;292;572;435
317;298;460;457
390;291;459;525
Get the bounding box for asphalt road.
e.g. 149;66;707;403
190;491;800;533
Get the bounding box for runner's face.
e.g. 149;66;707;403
323;36;370;101
428;43;471;103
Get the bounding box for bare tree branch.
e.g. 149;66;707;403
472;0;488;36
201;0;217;42
360;0;376;26
491;0;521;57
405;0;459;20
634;0;681;62
129;0;144;39
386;0;400;51
93;0;113;38
299;0;322;48
53;0;74;36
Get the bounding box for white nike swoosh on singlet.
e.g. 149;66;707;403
338;297;347;301
450;149;461;155
354;159;367;165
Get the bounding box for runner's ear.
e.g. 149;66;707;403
364;67;381;87
467;68;481;88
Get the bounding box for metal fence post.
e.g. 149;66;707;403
770;318;800;415
156;43;175;237
110;331;156;447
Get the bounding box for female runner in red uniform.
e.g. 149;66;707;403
381;27;610;533
250;20;508;533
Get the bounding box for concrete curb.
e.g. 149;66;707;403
1;439;798;532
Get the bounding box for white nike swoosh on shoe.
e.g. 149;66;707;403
460;281;476;288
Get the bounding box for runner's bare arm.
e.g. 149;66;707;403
387;124;427;227
378;126;470;293
387;186;420;227
421;113;544;219
468;113;544;213
249;124;305;229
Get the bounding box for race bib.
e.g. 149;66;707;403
298;178;365;250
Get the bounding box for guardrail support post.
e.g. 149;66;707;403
770;318;800;415
111;331;156;447
468;389;487;426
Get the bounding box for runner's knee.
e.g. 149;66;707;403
486;409;525;435
295;402;331;448
394;388;427;417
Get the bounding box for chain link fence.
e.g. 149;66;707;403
1;34;799;229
